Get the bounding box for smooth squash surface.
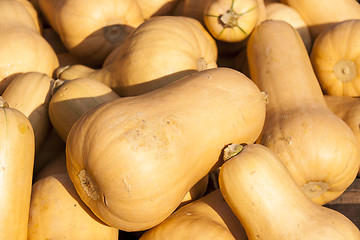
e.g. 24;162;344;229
0;97;35;240
66;67;267;231
247;20;360;205
219;144;360;240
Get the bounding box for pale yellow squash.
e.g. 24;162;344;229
204;0;260;42
28;152;119;239
2;72;54;153
34;0;144;67
57;16;218;96
247;20;360;205
219;143;360;239
0;97;35;240
265;3;312;52
280;0;360;40
49;78;120;142
140;189;248;240
65;67;267;231
325;95;360;176
310;19;360;97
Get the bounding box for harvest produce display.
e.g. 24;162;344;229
1;0;360;239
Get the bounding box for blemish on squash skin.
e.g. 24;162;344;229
17;123;28;134
123;176;131;197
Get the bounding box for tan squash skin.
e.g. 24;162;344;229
219;144;360;240
137;0;179;19
66;67;267;231
2;72;54;154
265;2;312;52
310;19;360;97
0;97;35;240
0;1;59;93
57;16;218;96
140;189;248;240
280;0;360;40
247;20;360;205
48;78;120;142
204;0;260;42
325;95;360;176
28;152;119;240
35;0;144;67
0;0;41;32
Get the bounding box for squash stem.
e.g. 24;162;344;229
223;143;244;161
0;96;9;108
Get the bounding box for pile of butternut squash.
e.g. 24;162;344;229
1;0;360;239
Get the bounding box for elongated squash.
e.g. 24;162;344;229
219;144;360;239
265;2;312;52
66;67;267;231
57;16;218;96
325;95;360;176
48;78;120;142
0;97;35;240
140;189;248;240
34;0;144;67
28;152;119;239
310;19;360;97
2;72;54;153
280;0;360;39
247;20;360;205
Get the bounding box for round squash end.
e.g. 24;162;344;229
333;59;357;83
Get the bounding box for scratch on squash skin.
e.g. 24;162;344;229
123;176;131;198
78;169;100;200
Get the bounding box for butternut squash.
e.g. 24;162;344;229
140;189;248;240
2;72;54;153
48;78;120;142
325;95;360;176
0;0;41;32
310;19;360;97
57;16;218;96
280;0;360;40
204;0;260;42
34;0;144;67
0;0;58;93
65;67;267;231
0;97;35;240
265;2;312;52
28;152;119;239
219;143;360;239
247;20;360;205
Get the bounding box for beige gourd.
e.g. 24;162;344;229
247;19;360;205
310;19;360;97
28;152;119;239
140;189;248;240
0;0;58;93
57;16;218;96
280;0;360;40
325;95;360;176
204;0;260;42
219;143;360;239
0;97;35;240
2;72;54;153
65;67;267;231
265;2;312;52
33;0;144;67
48;78;120;142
